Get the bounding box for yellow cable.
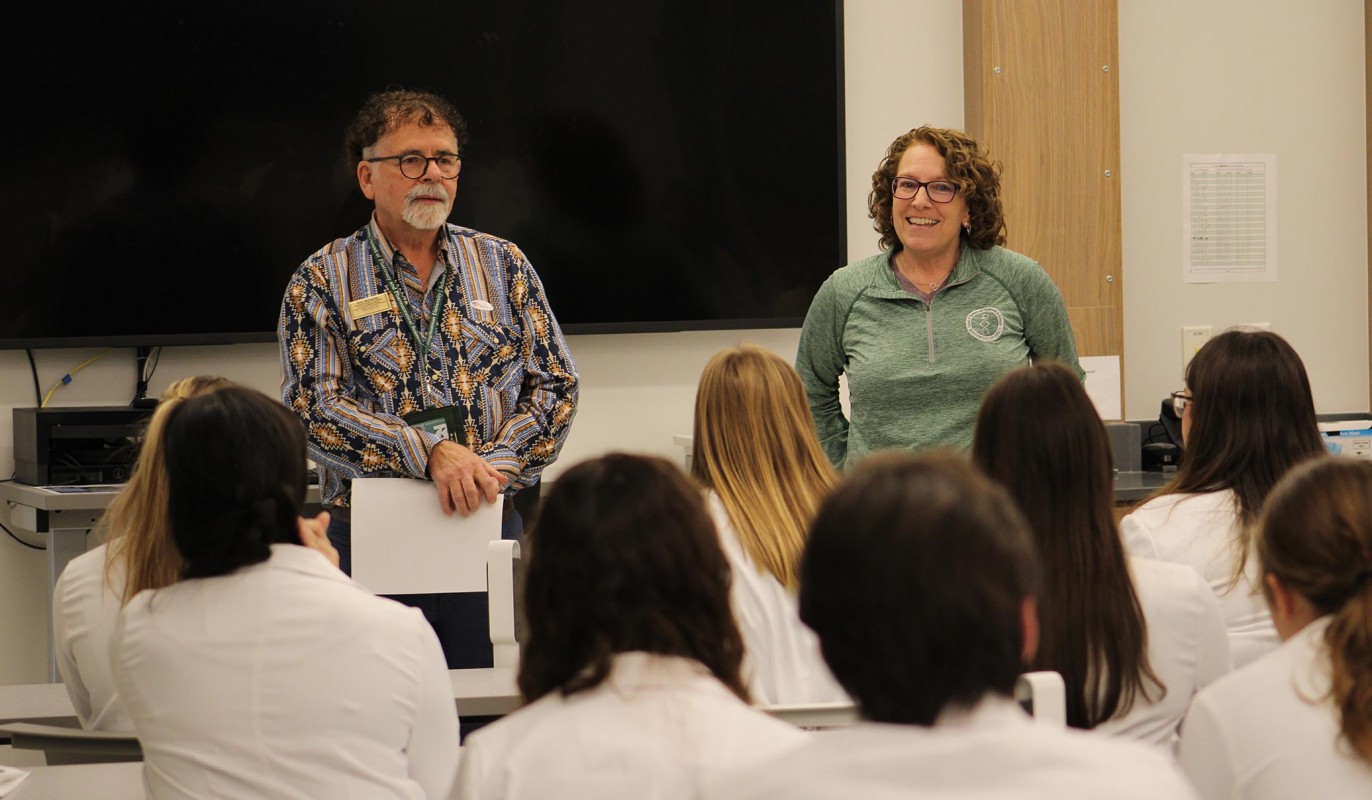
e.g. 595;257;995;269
40;350;111;408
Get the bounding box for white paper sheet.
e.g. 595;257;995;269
1080;355;1123;421
350;478;503;595
1183;154;1277;283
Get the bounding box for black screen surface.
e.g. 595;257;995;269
0;1;844;348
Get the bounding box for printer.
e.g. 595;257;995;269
13;406;152;486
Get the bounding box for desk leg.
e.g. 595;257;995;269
46;529;89;682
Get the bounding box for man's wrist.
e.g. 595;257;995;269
425;439;452;478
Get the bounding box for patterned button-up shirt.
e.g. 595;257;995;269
279;217;579;507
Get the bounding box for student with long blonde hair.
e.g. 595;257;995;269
1181;457;1372;798
54;375;230;730
691;345;845;704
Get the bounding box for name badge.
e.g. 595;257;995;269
404;406;468;446
348;293;394;320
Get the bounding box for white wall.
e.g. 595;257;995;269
1118;0;1368;416
0;0;960;685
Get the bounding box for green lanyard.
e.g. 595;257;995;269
367;233;452;365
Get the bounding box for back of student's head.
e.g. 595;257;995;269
1259;457;1372;763
973;361;1113;532
691;344;835;589
1175;329;1323;521
519;452;747;703
800;450;1038;725
1168;329;1324;584
104;375;234;602
972;362;1158;729
160;386;307;579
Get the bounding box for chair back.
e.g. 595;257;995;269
1014;670;1067;726
488;539;522;669
760;701;858;730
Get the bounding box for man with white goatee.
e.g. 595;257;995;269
278;89;578;669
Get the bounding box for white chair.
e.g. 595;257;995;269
764;672;1067;731
487;539;521;669
1015;670;1067;726
760;701;858;730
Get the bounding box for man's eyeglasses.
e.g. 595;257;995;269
366;154;461;180
1170;390;1192;417
891;177;958;203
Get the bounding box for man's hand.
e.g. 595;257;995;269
427;440;509;516
297;511;340;568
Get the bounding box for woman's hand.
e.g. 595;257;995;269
297;511;339;568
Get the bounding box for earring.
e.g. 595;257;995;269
962;220;971;233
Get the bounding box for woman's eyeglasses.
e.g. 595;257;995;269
1170;390;1192;417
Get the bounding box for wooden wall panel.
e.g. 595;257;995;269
964;0;1123;376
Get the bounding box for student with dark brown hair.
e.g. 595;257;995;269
708;451;1197;800
1181;457;1372;798
456;453;804;800
1121;330;1325;667
974;362;1229;748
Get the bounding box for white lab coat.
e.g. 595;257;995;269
1180;616;1372;799
1095;556;1232;749
454;652;806;800
706;493;848;705
53;543;131;731
704;696;1199;799
1121;490;1279;667
112;544;459;800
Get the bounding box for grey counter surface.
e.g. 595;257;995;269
1113;470;1171;505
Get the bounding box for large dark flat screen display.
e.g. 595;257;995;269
0;1;844;348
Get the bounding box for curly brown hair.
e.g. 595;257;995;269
342;88;469;171
868;126;1006;252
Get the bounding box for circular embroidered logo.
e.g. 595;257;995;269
966;307;1005;342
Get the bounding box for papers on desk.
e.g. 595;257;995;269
0;766;29;797
350;478;503;596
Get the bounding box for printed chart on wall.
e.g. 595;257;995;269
1182;154;1277;283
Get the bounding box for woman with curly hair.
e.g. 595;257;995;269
1180;457;1372;798
796;125;1080;466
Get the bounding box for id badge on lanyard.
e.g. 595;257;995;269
403;405;467;446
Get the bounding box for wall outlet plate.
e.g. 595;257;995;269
1182;325;1212;372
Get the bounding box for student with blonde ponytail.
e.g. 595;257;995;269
54;375;231;731
112;387;457;800
691;345;846;704
1180;457;1372;799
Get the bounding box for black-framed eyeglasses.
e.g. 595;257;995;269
1170;390;1192;417
365;153;461;180
891;177;958;203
